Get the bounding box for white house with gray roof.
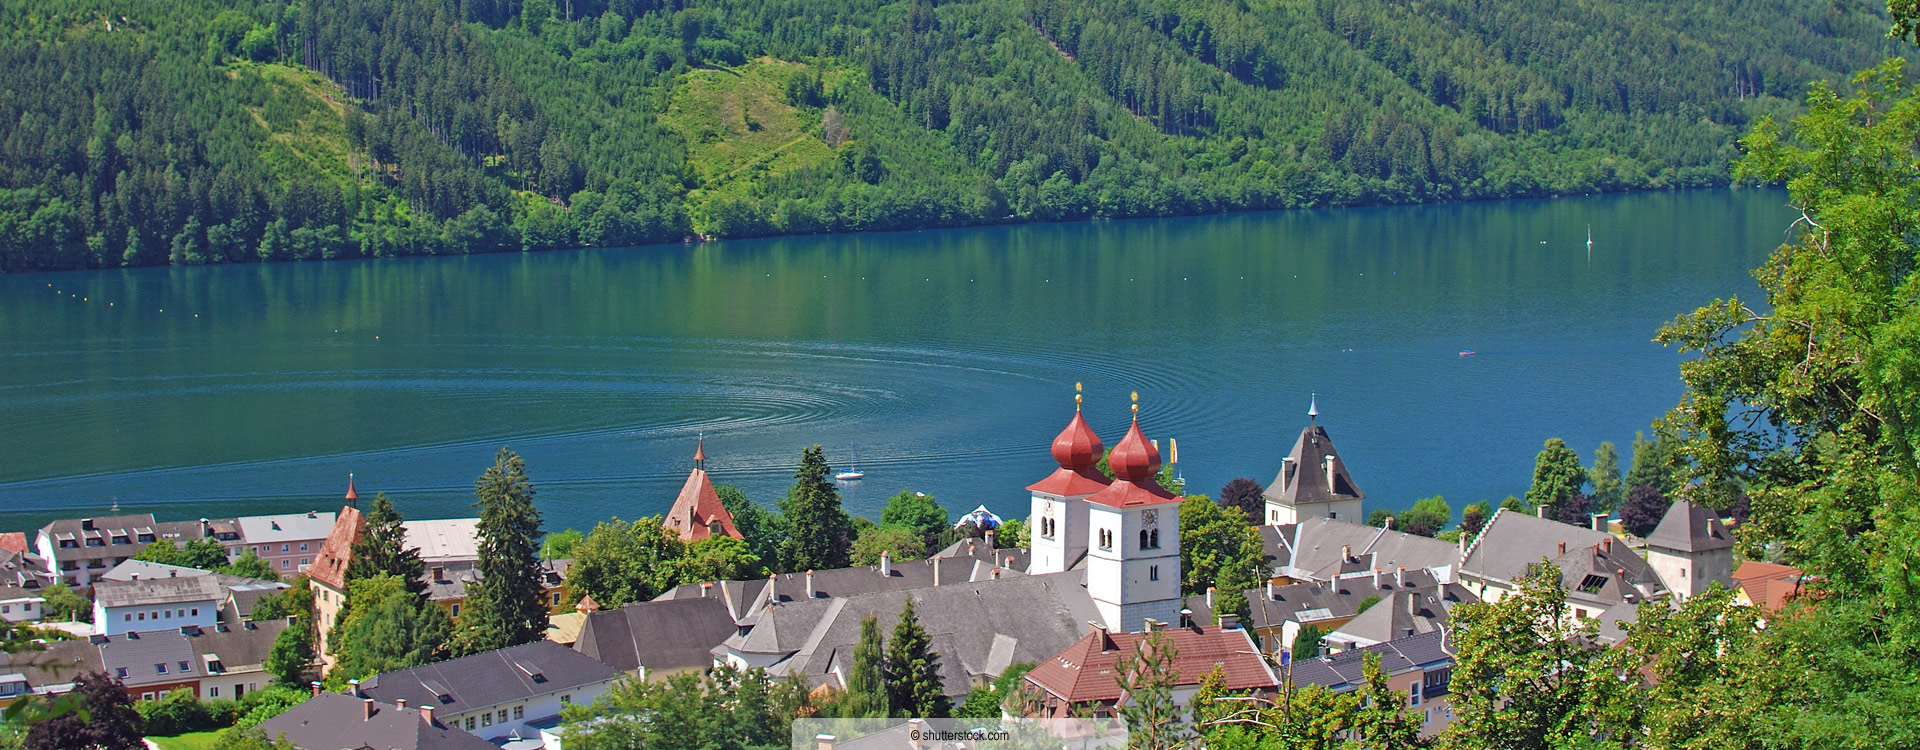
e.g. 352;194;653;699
356;640;620;744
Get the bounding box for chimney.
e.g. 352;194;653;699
1206;586;1215;609
431;566;444;583
1591;513;1609;532
767;573;777;603
1341;544;1352;563
993;548;1003;569
991;566;1002;580
700;581;713;598
1406;592;1419;617
879;550;891;577
1089;620;1107;638
1603;538;1613;554
1557;541;1567;556
200;518;210;537
1458;533;1469;557
310;680;322;698
1395;566;1405;588
816;735;838;750
349;679;362;698
1384;516;1395;531
1219;613;1241;630
985;529;998;549
805;570;815;599
933;557;942;587
362;698;375;720
908;719;928;750
81;518;94;531
395;699;406;710
1266;579;1277;600
421;704;437;725
1372;568;1382;589
1143;618;1159;633
1325;456;1337;492
1537;505;1549;518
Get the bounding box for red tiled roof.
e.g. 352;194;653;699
308;505;366;591
1731;561;1800;585
0;532;27;555
1733;561;1805;612
1025;625;1276;703
1027;467;1112;497
665;468;741;542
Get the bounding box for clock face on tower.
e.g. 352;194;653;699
1141;509;1158;525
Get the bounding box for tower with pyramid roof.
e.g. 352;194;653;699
1263;396;1366;525
664;440;743;542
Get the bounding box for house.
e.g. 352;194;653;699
1262;400;1366;525
232;511;337;579
574;597;737;681
404;518;483;565
34;514;212;590
0;548;52;623
1197;568;1445;656
1322;583;1476;652
1458;509;1665;642
662;440;743;542
1289;629;1457;738
91;562;285;636
0;618;289;703
354;640;621;743
1022;621;1277;719
1261;517;1460;584
1731;561;1806;612
309;482;367;670
1644;498;1735;600
425;558;572;621
257;691;497;750
722;571;1101;699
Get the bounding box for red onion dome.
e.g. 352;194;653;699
1051;410;1104;470
1106;408;1162;482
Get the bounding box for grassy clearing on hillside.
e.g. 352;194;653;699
236;61;361;185
659;58;837;189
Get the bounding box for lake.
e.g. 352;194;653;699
0;189;1785;535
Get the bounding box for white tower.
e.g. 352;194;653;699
1264;395;1366;525
1644;497;1735;600
1028;384;1110;575
1085;393;1184;632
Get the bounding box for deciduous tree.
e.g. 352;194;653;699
24;672;143;750
1524;438;1586;514
1217;477;1265;521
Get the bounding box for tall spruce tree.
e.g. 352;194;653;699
779;446;851;572
1588;442;1625;515
884;598;949;718
347;493;427;599
842;614;889;718
453;448;547;656
1115;629;1183;750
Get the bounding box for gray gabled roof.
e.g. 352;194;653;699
751;571;1098;699
1202;569;1442;631
1288;629;1453;691
656;555;1011;625
234;512;337;545
575;597;737;674
1646;498;1734;553
359;640;620;716
1460;509;1614;585
1270;518;1460;582
1263;425;1364;508
97;629;198;687
258;691;497;750
93;575;228;608
1326;584;1476;646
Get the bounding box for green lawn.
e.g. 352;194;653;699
148;730;223;750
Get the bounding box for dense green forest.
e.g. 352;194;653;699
0;0;1906;271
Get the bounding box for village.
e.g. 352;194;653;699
0;392;1802;749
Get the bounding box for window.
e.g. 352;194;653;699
116;668;129;678
300;558;308;566
467;717;477;730
141;692;155;701
1098;529;1112;551
1150;529;1160;548
190;608;198;617
1149;565;1160;581
451;604;461;618
550;593;561;606
1139;529;1149;549
497;709;507;723
561;694;572;705
299;543;308;552
124;614;132;622
282;559;291;569
1577;575;1609;594
112;536;129;545
281;544;289;553
513;705;524;719
208;686;219;698
155;663;167;674
138;534;155;543
179;661;191;673
1410;683;1422;706
137;612;145;621
481;713;492;727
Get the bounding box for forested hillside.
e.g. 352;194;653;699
0;0;1905;271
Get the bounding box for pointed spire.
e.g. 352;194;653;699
1308;393;1319;423
344;473;358;508
693;436;706;470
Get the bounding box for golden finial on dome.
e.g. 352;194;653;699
1131;391;1139;417
1075;382;1083;411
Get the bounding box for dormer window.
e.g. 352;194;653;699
137;534;155;543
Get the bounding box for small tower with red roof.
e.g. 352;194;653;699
1085;392;1184;632
1028;384;1112;575
665;439;743;542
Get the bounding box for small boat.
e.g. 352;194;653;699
1459;350;1477;357
835;445;865;481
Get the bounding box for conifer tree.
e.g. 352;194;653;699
1115;629;1184;750
779;446;851;571
327;574;451;682
347;493;427;599
842;614;889;718
453;448;547;655
1587;441;1624;514
884;598;948;718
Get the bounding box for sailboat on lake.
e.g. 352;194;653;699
836;445;865;481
